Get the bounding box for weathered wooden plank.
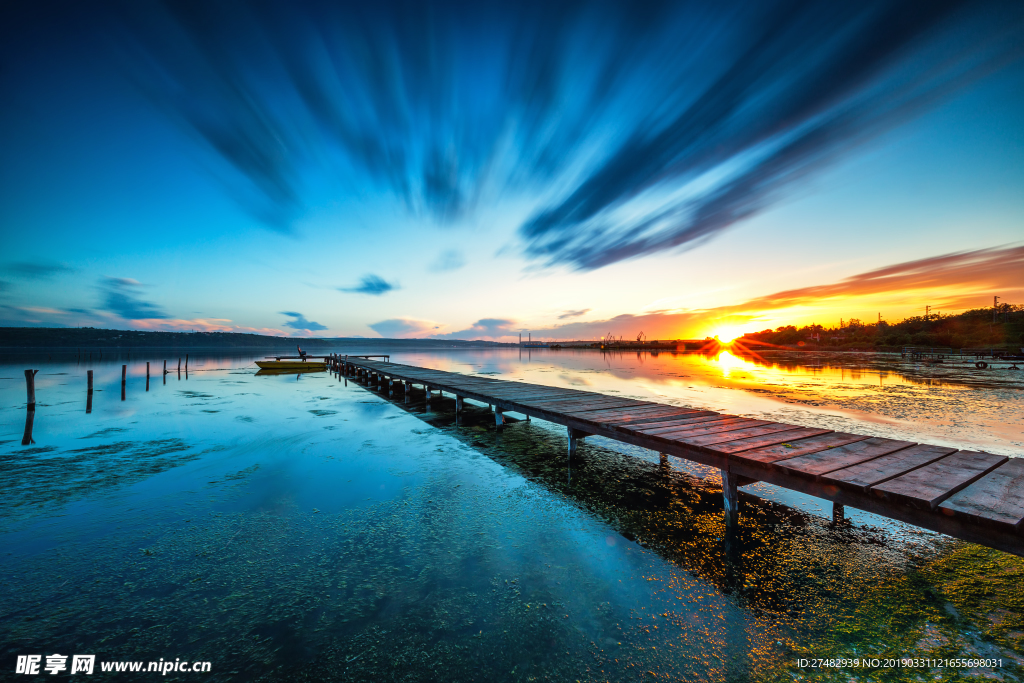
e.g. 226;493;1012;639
733;432;870;465
775;437;916;478
625;413;730;433
531;398;650;412
642;417;753;437
583;405;699;421
822;444;957;492
678;422;806;447
715;427;834;454
938;459;1024;532
872;451;1009;510
601;410;719;427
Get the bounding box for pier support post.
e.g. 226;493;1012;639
87;370;93;414
567;427;589;459
495;407;504;427
377;373;382;391
722;469;740;533
832;502;845;526
389;378;394;396
146;362;150;391
121;364;127;401
404;381;410;403
424;385;431;405
455;396;463;413
24;369;38;408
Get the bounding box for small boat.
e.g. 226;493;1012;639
255;360;327;370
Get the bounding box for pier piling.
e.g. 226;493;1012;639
87;370;93;414
24;369;38;408
121;364;127;401
146;362;150;391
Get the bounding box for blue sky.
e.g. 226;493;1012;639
2;0;1023;340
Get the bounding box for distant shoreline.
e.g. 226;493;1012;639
0;327;515;349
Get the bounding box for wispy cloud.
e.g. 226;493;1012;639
280;311;327;332
99;276;167;320
339;275;398;296
429;249;466;273
557;308;590;320
368;317;441;338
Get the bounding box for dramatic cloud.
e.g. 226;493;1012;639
280;311;327;332
101;1;1022;264
339;275;398;296
368;317;441;338
5;261;75;280
99;276;167;320
558;309;591;320
429;249;466;273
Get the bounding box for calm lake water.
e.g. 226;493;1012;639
1;348;1022;682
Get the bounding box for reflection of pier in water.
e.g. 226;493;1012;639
337;356;1023;557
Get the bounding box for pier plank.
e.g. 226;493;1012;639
601;410;719;427
938;459;1024;532
872;451;1008;510
734;432;870;465
677;422;807;448
646;418;758;439
776;438;916;478
638;416;746;435
715;427;833;454
822;444;957;492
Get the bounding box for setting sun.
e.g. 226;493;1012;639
712;328;747;343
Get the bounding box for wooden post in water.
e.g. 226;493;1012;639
21;407;35;446
178;358;181;373
24;369;38;408
185;354;189;371
424;384;431;405
87;370;93;414
121;364;127;401
146;362;150;391
494;407;505;427
163;360;167;375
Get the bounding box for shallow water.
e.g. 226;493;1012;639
1;349;1021;681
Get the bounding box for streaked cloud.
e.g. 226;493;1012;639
434;318;517;341
557;309;590;320
523;245;1024;339
99;276;167;320
429;249;466;273
339;275;398;296
107;0;1022;267
280;311;327;332
369;317;441;338
5;261;75;280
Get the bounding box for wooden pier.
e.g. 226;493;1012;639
334;356;1024;557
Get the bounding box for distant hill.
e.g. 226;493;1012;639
0;327;515;349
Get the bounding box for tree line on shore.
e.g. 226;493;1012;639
741;304;1023;351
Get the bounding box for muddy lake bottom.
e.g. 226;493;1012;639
1;349;1022;682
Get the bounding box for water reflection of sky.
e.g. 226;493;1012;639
0;350;1021;681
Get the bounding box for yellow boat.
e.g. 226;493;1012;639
255;360;327;370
